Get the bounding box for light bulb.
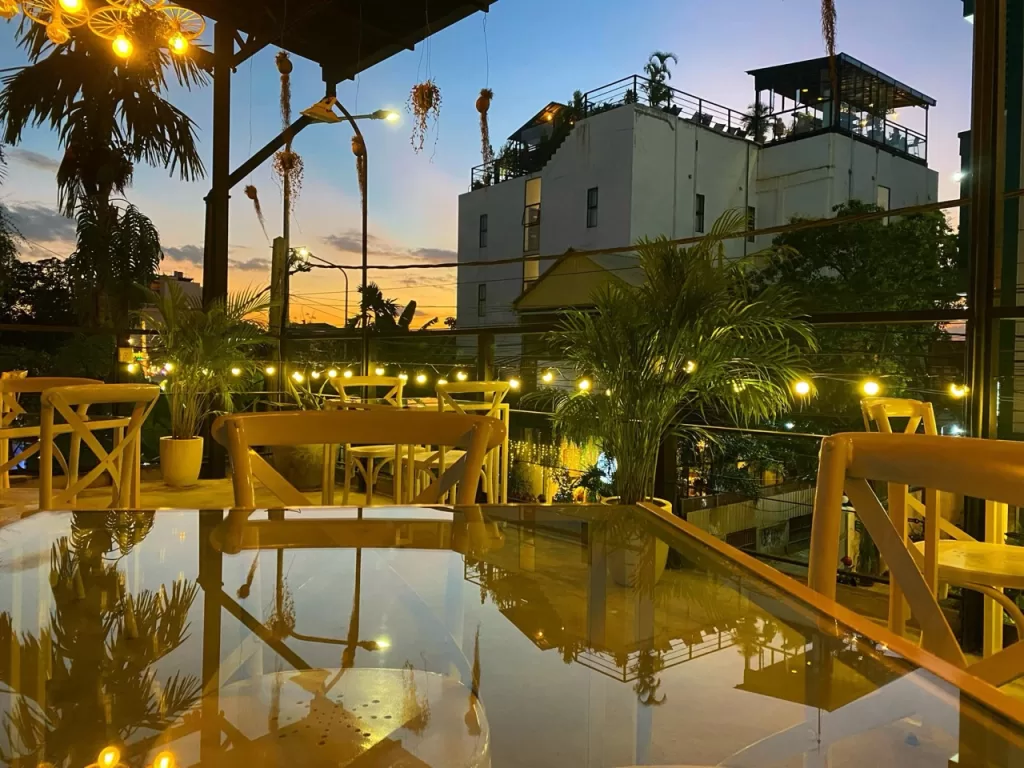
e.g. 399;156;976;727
311;370;321;380
46;19;70;44
794;380;811;396
605;388;612;396
384;111;400;122
398;373;408;382
542;371;554;384
126;363;138;374
112;34;133;58
58;0;82;11
375;637;392;648
374;366;385;376
230;367;242;376
577;378;591;392
949;383;968;399
509;377;520;390
415;373;428;384
455;370;468;382
437;378;448;386
98;747;121;768
684;360;697;374
862;380;881;397
327;368;338;378
291;371;304;383
168;32;188;55
153;751;175;768
264;365;276;375
343;370;353;379
163;362;174;372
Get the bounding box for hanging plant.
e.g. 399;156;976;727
273;150;304;211
408;80;442;154
276;51;293;128
351;134;367;209
244;184;267;238
476;88;494;166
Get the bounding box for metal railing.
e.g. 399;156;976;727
765;103;928;161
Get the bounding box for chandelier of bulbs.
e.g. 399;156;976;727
0;0;204;58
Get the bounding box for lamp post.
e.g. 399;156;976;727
300;94;398;375
293;248;351;323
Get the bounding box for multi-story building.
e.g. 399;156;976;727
456;53;938;329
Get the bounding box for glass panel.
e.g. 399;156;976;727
0;507;1019;768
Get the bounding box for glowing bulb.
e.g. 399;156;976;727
862;380;881;397
200;368;209;375
163;362;174;372
374;366;385;376
376;637;392;648
168;32;189;55
577;378;591;392
509;377;520;390
46;20;70;44
542;370;554;384
296;246;310;258
455;370;468;381
112;34;133;58
230;367;242;377
264;365;276;375
684;360;697;374
604;388;612;396
949;383;968;399
437;377;448;386
311;370;321;380
98;747;121;768
291;371;304;383
327;368;338;378
153;751;175;768
343;369;353;379
58;0;82;11
794;380;811;396
126;363;138;374
784;422;796;430
416;373;428;384
398;373;409;382
384;111;400;122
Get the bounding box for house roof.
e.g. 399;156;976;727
175;0;496;82
514;251;642;312
748;53;935;112
508;101;566;142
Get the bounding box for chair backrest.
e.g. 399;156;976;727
860;397;937;435
213;409;506;509
808;432;1024;671
436;381;510;417
38;384;160;510
1;376;101;427
329;375;404;408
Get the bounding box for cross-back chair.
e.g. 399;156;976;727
214;409;506;509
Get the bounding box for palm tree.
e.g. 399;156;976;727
643;51;678;109
743;101;773;143
0;11;206;217
821;1;838;92
540;210;817;505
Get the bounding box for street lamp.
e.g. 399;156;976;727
292;247;351;322
301;94;397;374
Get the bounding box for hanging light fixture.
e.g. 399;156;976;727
0;0;19;20
58;0;82;11
21;1;88;44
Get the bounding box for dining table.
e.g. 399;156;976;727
0;502;1021;767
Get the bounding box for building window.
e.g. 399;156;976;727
479;214;488;247
695;193;706;233
586;187;599;228
523;178;541;254
477;284;487;317
747;206;756;243
876;185;891;225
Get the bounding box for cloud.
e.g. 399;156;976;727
164;244;204;265
321;230;455;266
230;258;271;272
8;148;60;173
6;203;77;243
410;247;456;263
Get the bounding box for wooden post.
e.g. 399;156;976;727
476;331;494;382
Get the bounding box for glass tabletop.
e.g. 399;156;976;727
0;504;1021;768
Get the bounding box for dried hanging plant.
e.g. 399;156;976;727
351;134;367;208
272;150;304;212
408;80;442;153
244;184;268;238
476;88;494;165
820;0;838;96
276;51;293;128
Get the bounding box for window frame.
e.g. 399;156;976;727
695;193;706;234
747;205;756;243
586;186;599;228
479;213;488;248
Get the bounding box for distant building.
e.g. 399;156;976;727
151;271;202;304
457;53;938;330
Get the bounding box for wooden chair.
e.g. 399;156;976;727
213;409;506;509
808;431;1024;686
1;376;110;493
38;384;160;511
325;375;405;505
860;397;1022;656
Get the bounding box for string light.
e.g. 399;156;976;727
112;33;133;58
577;378;591;392
542;370;555;384
230;367;242;377
126;363;138;374
291;371;304;383
415;373;428;384
456;370;468;381
793;380;811;396
398;373;409;382
343;370;353;379
604;388;612;396
861;379;881;396
311;370;321;380
163;362;174;373
264;365;276;375
58;0;82;11
153;752;175;768
949;383;968;399
374;366;385;376
508;377;520;390
328;368;338;378
684;360;697;374
437;377;448;385
98;748;121;768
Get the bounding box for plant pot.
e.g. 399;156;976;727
602;496;671;587
271;444;326;492
160;436;203;488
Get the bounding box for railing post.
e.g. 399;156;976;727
476;331;494;382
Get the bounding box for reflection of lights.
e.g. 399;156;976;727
163;362;174;372
509;377;520;390
794;380;811;396
154;751;175;768
542;370;554;384
949;383;968;398
949;424;964;436
784;422;795;430
861;379;881;396
953;170;967;183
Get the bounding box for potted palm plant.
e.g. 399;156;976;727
141;283;269;487
540;210;816;582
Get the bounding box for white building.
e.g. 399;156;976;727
457;53;938;329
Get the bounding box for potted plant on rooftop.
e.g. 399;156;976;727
536;210;816;583
141;282;270;487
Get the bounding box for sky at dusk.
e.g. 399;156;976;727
0;0;973;326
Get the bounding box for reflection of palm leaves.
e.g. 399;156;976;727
265;580;296;640
401;662;431;735
0;522;200;768
631;649;666;706
733;616;762;662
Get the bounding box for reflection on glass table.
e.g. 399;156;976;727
0;505;1021;767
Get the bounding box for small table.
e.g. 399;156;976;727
0;504;1021;767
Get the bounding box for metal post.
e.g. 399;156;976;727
476;332;494;382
